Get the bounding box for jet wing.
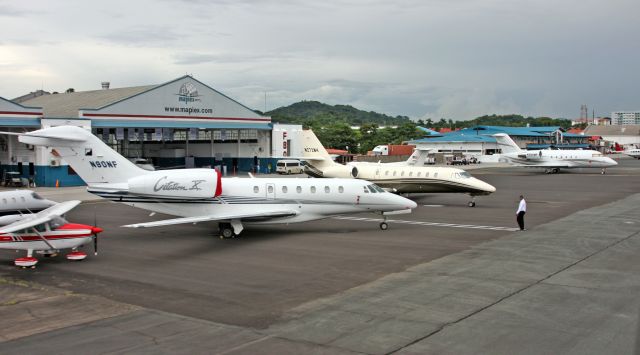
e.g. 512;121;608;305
0;200;81;234
122;210;299;228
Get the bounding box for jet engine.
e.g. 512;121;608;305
128;169;222;199
321;165;358;178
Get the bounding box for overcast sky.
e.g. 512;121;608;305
1;0;638;120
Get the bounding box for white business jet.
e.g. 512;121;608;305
623;148;640;159
10;126;416;237
491;133;617;174
301;130;495;207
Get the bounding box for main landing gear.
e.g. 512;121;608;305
15;249;37;268
545;168;560;174
219;223;236;239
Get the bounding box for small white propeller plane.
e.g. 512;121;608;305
489;133;618;174
0;196;103;268
301;130;496;207
7;126;417;237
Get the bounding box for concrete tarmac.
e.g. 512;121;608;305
0;158;639;354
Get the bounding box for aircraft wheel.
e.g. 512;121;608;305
379;222;388;230
468;201;476;207
219;224;235;239
553;168;560;174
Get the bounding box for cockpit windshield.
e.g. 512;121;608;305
366;184;385;193
31;192;44;200
593;152;603;157
50;216;68;230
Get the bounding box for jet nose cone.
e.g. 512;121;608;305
474;178;496;193
91;226;104;234
607;157;618;166
408;199;418;209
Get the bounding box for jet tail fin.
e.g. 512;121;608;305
301;130;337;169
16;126;148;185
493;133;523;154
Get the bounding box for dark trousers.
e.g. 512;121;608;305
517;211;525;230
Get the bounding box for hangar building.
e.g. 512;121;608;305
410;126;589;156
2;75;278;186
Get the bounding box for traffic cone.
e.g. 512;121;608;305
55;179;59;188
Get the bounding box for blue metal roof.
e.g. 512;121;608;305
0;118;41;127
90;120;272;130
410;133;496;144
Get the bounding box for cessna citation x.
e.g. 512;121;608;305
0;192;102;267
10;126;416;237
301;130;496;207
489;133;618;174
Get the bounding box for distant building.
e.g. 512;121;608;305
584;125;640;148
409;126;589;156
611;111;640;125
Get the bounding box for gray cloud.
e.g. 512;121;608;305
1;0;639;120
98;26;182;46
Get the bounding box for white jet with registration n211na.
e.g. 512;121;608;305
8;126;417;237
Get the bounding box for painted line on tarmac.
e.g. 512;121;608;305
333;216;520;232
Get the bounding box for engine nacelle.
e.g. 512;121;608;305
322;165;358;178
128;169;221;199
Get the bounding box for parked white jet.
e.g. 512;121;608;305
0;193;103;267
302;130;495;207
623;148;640;159
11;126;416;237
490;133;618;174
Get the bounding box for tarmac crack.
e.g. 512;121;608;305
388;229;640;354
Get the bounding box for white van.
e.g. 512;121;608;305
276;160;304;174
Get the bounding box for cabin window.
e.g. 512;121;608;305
20;197;25;202
376;170;380;175
282;186;288;193
253;186;259;193
2;199;6;204
385;171;389;176
434;172;438;178
409;171;413;177
338;186;344;193
296;186;302;193
425;172;429;177
393;171;397;176
268;185;274;194
417;172;421;177
324;186;330;193
401;171;405;176
311;186;316;193
11;198;16;203
34;224;46;232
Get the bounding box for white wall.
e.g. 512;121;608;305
272;124;303;157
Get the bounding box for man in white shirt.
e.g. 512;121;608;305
516;195;526;231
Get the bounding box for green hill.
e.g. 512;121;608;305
266;101;412;126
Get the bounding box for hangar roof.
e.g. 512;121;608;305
584;125;640;136
19;85;155;118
